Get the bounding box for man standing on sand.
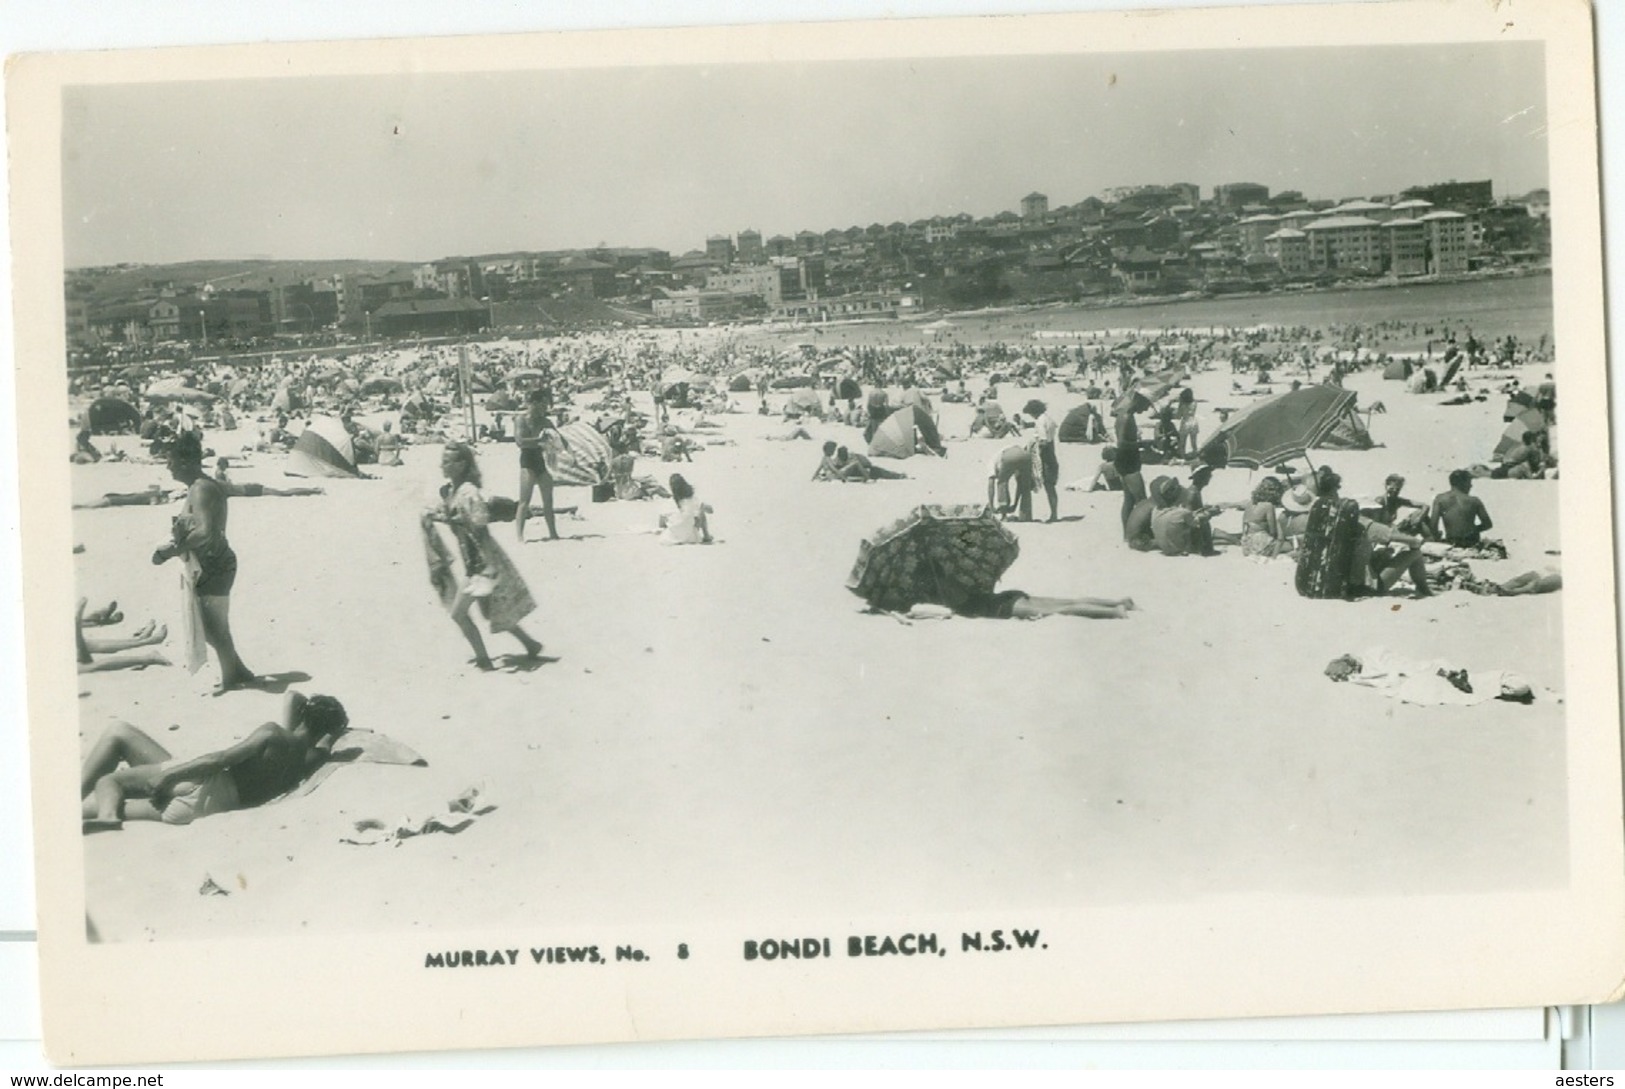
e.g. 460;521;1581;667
1113;391;1150;532
151;431;258;692
1428;469;1495;547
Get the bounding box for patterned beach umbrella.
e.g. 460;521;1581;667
1197;385;1370;469
847;504;1021;613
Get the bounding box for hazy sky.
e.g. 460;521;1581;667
61;41;1547;267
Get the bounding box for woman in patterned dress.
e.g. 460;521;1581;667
424;442;543;671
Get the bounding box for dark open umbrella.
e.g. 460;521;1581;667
846;504;1020;613
1198;385;1369;469
1494;407;1547;460
86;396;142;434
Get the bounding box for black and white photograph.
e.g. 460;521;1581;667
9;0;1623;1066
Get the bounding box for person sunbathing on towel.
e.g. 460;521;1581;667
214;459;324;498
74;484;175;509
81;690;348;832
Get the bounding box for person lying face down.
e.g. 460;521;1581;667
81;691;349;832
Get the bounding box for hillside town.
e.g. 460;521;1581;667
64;177;1548;363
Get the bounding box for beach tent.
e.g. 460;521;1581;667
144;378;215;404
85;396;142;434
1057;403;1106;444
785;389;825;416
1382;358;1412;380
1197;386;1372;469
868;405;944;460
286;416;363;478
551;420;614;486
1502;391;1535;420
1494;408;1547;461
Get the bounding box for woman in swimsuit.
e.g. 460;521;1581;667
514;389;561;543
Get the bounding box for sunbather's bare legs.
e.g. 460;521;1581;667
1374;545;1432;598
1498;570;1562;595
1013;596;1135;620
76;598;169;670
199;594;255;691
80;721;170;823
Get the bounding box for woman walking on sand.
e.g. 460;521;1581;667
423;442;543;671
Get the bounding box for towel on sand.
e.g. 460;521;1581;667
292;729;428;798
341;787;495;846
1326;647;1559;707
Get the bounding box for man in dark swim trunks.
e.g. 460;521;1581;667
1113;392;1150;532
80;691;349;831
151;431;256;691
513;389;560;543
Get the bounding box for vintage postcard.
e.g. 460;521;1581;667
8;0;1622;1066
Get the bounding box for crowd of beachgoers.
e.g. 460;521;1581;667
68;310;1560;838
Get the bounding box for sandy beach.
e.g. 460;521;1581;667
69;342;1566;943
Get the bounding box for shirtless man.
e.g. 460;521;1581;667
1428;470;1494;547
151;431;257;691
80;690;348;831
834;445;905;482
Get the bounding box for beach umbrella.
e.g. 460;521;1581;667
1494;408;1547;460
785;389;824;415
360;375;404;395
1197;386;1372;469
1381;358;1412;380
285;416;362;479
867;404;943;459
1503;391;1535;420
85;396;143;434
771;374;817;389
835;377;863;401
1056;403;1106;444
1130;368;1186;405
846;504;1021;613
143;378;216;404
550;420;615;486
728;373;755;392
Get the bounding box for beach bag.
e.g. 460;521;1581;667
486;496;518;523
591;482;615;503
1294;498;1362;599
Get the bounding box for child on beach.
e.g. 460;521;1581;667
659;474;713;544
423;442;544;671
